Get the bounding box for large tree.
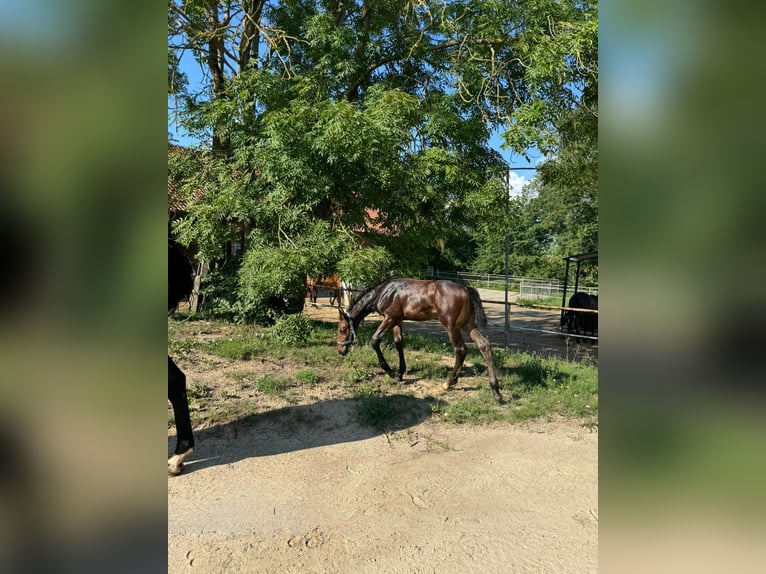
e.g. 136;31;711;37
168;0;597;320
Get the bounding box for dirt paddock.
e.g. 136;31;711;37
168;292;598;573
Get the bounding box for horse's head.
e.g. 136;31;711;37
336;308;356;355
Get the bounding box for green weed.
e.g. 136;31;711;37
295;369;320;386
255;374;290;396
201;336;268;360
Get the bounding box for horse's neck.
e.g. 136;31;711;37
349;298;376;326
349;306;371;327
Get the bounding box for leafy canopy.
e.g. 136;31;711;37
168;0;598;319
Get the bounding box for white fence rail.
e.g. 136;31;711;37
426;269;598;298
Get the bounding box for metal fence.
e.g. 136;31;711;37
426;269;598;298
519;279;598;300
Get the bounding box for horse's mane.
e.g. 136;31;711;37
348;277;398;319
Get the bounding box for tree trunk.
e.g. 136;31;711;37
189;260;210;313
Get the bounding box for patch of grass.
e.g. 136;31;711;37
499;352;598;424
255;374;291;396
511;353;565;390
292;344;340;367
188;383;213;399
230;371;254;391
403;334;451;354
408;356;450;380
201;335;268;360
437;393;504;424
294;369;320;386
340;355;377;385
170;313;597;427
168;337;198;357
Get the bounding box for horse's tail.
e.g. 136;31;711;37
467;286;487;328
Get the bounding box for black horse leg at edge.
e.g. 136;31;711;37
168;356;194;475
168;241;195;476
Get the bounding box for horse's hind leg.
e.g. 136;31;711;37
168;356;194;476
468;328;504;404
392;324;406;381
442;326;467;391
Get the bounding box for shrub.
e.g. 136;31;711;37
269;313;314;345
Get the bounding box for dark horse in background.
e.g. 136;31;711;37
306;274;341;307
336;278;503;403
168;242;195;476
564;292;598;336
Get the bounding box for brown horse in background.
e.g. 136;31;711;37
306;274;341;307
336;278;503;403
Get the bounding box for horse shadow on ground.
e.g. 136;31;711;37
170;395;443;476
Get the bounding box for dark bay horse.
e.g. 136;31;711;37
168;242;195;476
336;278;503;403
307;274;341;307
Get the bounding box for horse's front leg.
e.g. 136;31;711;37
370;317;396;379
168;356;194;476
392;324;405;381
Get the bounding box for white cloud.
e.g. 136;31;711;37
536;153;555;166
507;170;529;197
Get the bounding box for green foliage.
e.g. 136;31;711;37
200;334;267;361
440;395;504;425
198;259;242;322
233;245;307;324
255;374;290;396
336;246;394;285
268;314;314;345
294;369;320;386
169;0;598;285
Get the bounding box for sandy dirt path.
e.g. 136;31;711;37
168;415;597;573
169;296;597;572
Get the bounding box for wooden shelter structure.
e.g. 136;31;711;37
559;251;598;331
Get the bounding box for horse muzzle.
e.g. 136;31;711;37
336;333;354;355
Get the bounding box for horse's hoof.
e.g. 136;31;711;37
168;447;193;477
442;382;453;391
